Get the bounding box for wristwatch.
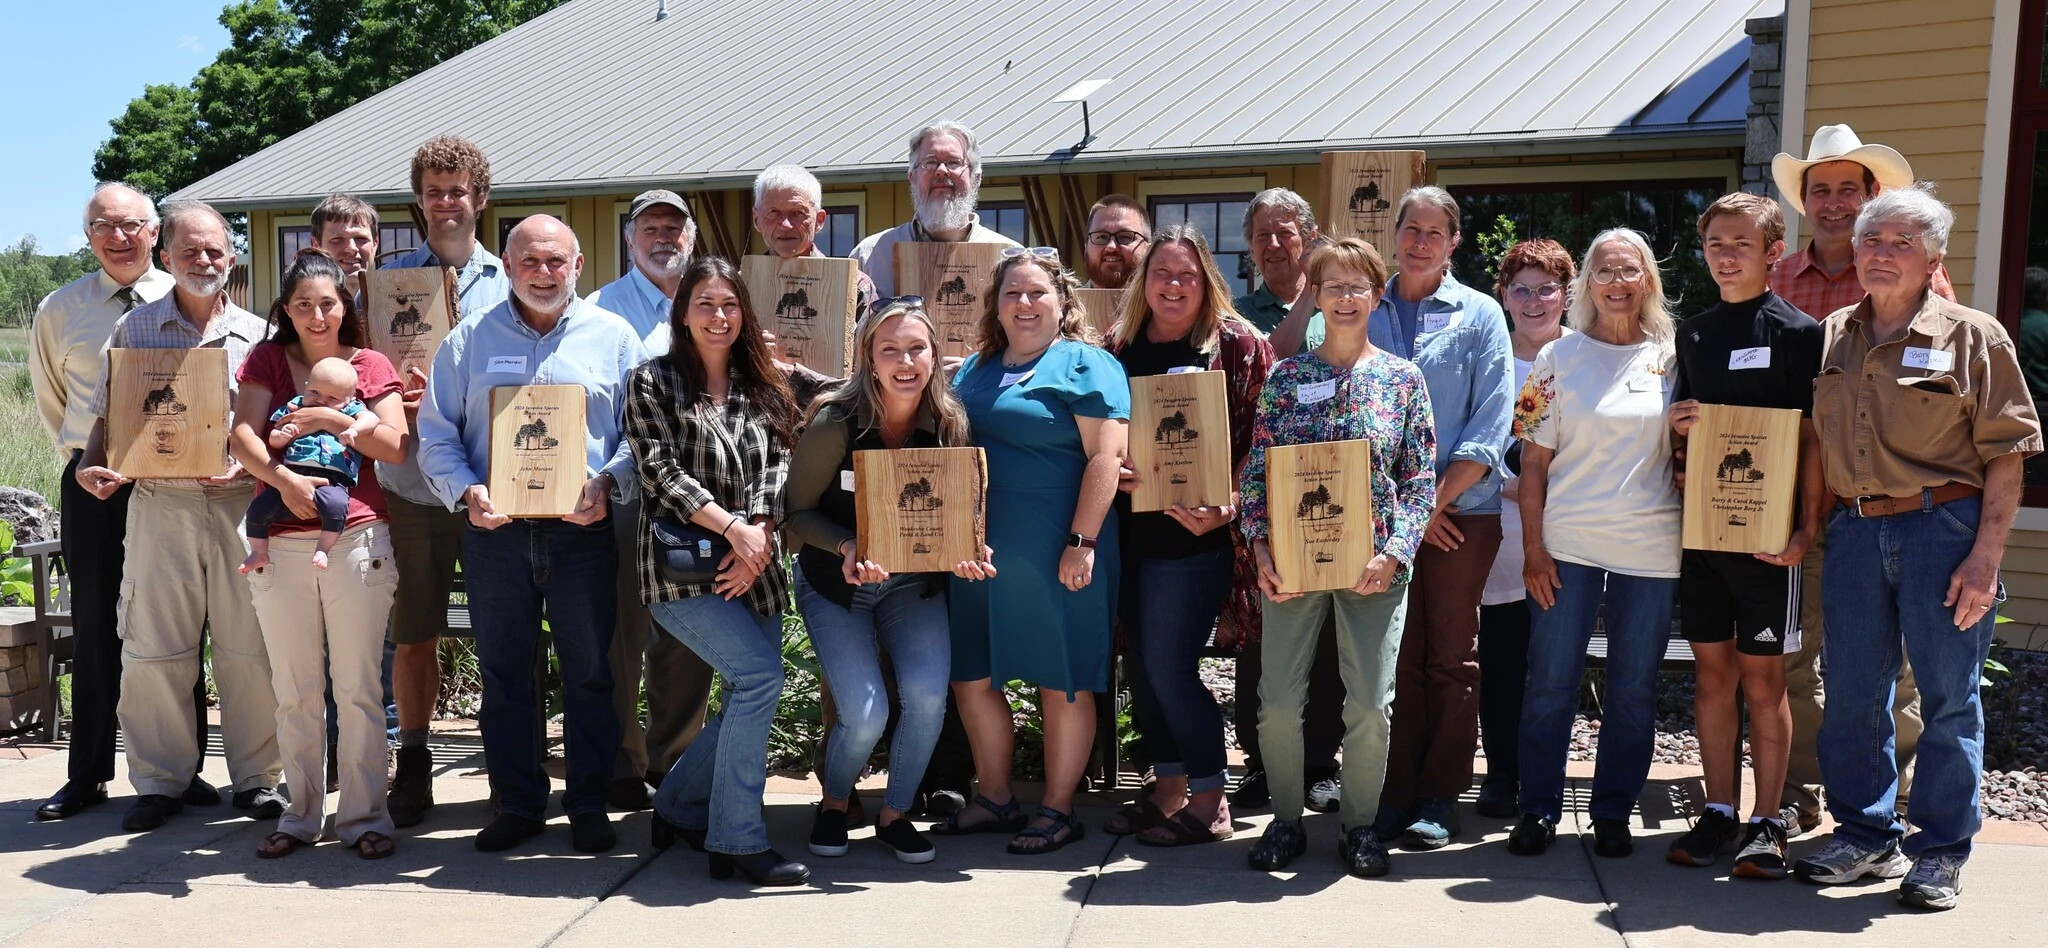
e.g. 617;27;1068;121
1067;532;1097;550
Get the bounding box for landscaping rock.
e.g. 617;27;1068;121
0;487;55;545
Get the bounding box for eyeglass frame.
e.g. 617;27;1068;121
914;158;970;175
87;218;153;238
1001;246;1062;264
1591;266;1646;285
1506;282;1565;301
1085;230;1147;248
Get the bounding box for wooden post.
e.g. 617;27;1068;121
105;348;230;479
364;266;458;381
853;447;988;572
1128;371;1234;512
741;255;860;375
1318;151;1429;253
1681;404;1802;554
1265;439;1375;592
487;385;588;518
895;243;1008;359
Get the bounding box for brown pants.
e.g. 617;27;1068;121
610;500;713;781
1381;513;1502;808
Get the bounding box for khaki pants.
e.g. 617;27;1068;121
610;500;713;780
248;523;398;844
117;482;280;797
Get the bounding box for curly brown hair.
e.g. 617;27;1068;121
409;136;491;202
1491;238;1576;301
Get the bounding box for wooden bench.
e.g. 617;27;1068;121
18;538;72;741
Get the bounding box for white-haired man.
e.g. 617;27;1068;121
848;122;1019;297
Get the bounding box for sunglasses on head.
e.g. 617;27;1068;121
868;295;926;316
1001;246;1062;263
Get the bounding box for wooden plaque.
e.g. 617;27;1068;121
106;348;231;479
894;242;1006;359
1318;151;1429;252
365;266;458;381
1266;439;1374;593
487;385;587;518
742;254;859;375
1128;371;1233;512
853;447;988;572
1074;287;1126;338
1682;404;1802;554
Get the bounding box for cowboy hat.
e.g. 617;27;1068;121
1772;125;1915;217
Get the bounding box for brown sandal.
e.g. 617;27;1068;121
1103;798;1170;836
1136;810;1233;847
354;831;396;860
257;831;308;859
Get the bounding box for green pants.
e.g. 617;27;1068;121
1257;585;1408;828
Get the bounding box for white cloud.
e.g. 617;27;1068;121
178;34;203;53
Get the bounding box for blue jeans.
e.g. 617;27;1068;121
1123;548;1233;791
1819;496;2000;860
796;573;951;814
1518;561;1676;823
650;594;784;855
461;518;620;820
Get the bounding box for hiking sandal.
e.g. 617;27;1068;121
1104;798;1169;836
932;793;1027;836
1136;809;1234;847
1007;806;1087;856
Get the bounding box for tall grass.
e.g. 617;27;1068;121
0;366;62;503
0;327;29;364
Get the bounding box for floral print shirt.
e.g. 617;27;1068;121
1241;351;1437;583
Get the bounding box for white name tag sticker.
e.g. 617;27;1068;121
1729;347;1771;370
999;370;1033;388
1167;365;1203;375
1627;373;1661;393
1422;312;1452;333
1903;347;1955;371
840;470;856;492
486;355;527;374
1297;379;1337;404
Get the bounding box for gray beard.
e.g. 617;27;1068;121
177;272;224;299
914;184;978;234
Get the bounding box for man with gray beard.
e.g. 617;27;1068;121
849;121;1019;297
589;189;693;354
75;200;285;831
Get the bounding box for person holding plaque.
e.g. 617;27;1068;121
940;248;1128;855
1791;186;2041;911
229;250;408;859
1508;229;1680;860
1661;193;1824;878
1102;225;1272;846
416;216;647;854
847;122;1019;297
1239;238;1436;877
1474;238;1576;820
784;299;990;864
623;256;810;886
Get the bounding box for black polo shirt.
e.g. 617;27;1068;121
1672;291;1823;415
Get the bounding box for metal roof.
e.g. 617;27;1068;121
172;0;1778;210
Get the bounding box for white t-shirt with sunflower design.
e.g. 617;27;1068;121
1512;332;1681;579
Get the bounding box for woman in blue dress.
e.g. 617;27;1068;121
936;247;1131;855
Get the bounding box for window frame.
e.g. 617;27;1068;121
1146;191;1258;299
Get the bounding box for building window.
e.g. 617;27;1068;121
1150;194;1254;298
277;225;312;282
1447;180;1723;314
618;210;634;278
979;201;1029;245
378;222;421;261
818;205;860;258
2001;0;2048;498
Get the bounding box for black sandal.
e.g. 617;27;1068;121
1103;798;1169;836
1007;806;1086;856
931;793;1027;836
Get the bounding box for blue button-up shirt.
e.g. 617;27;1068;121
375;240;511;505
586;265;672;353
1368;270;1513;513
416;297;647;512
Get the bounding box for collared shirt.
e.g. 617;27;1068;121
1368;270;1515;513
30;268;175;455
1769;243;1955;320
86;291;267;419
586;265;672;351
847;213;1020;297
1814;291;2043;498
415;297;647;511
1233;283;1325;350
375;240;511;506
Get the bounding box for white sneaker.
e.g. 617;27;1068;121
1793;837;1911;885
1898;854;1964;910
1304;777;1342;814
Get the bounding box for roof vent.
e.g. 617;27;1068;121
656;0;669;20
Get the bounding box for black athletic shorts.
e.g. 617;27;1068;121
1679;549;1800;657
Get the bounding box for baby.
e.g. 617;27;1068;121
240;357;380;573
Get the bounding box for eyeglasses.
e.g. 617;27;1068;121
1507;283;1564;302
916;158;969;175
1318;283;1377;299
87;218;151;238
868;295;926;315
1592;266;1645;285
1002;246;1062;263
1086;230;1146;248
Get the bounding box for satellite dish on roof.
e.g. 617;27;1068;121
1052;79;1112;155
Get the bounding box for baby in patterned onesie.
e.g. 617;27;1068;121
240;357;379;573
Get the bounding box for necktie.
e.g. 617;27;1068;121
115;286;138;313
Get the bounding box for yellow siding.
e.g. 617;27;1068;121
1803;0;1994;304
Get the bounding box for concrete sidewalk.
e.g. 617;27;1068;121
1;733;2041;947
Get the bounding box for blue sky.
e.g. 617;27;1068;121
0;2;230;252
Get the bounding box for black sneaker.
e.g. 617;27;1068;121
474;813;544;852
570;811;617;853
388;744;435;828
1506;814;1555;855
182;775;222;807
1340;826;1392;878
1732;819;1790;880
1592;818;1633;858
1666;809;1742;867
1370;804;1413;843
809;804;850;857
875;818;936;864
1231;769;1271;810
1474;779;1518;819
233;786;289;820
122;794;184;832
1248;818;1308;871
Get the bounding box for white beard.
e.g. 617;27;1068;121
914;181;978;234
177;270;224;299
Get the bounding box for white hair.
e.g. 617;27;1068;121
1242;188;1318;248
753;164;823;209
1567;228;1675;360
83;181;159;228
907;121;983;179
158;200;229;249
1856;182;1953;256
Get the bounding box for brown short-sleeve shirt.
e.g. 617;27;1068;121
1814;292;2044;498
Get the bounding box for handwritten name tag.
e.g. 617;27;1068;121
486;355;527;374
1423;312;1452;333
1627;373;1662;393
1297;379;1337;404
840;470;856;492
1903;347;1954;372
999;370;1033;387
1729;347;1771;370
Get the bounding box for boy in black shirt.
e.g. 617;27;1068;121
1665;193;1827;878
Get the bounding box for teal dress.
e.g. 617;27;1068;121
949;338;1131;693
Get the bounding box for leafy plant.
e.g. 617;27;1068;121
0;521;41;606
1473;214;1519;288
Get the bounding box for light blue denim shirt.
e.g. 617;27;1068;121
585;265;672;352
416;296;646;511
1368;270;1513;513
375;240;511;505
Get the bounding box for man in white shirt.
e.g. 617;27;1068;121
848;121;1019;297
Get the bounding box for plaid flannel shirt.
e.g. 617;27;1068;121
622;356;791;616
